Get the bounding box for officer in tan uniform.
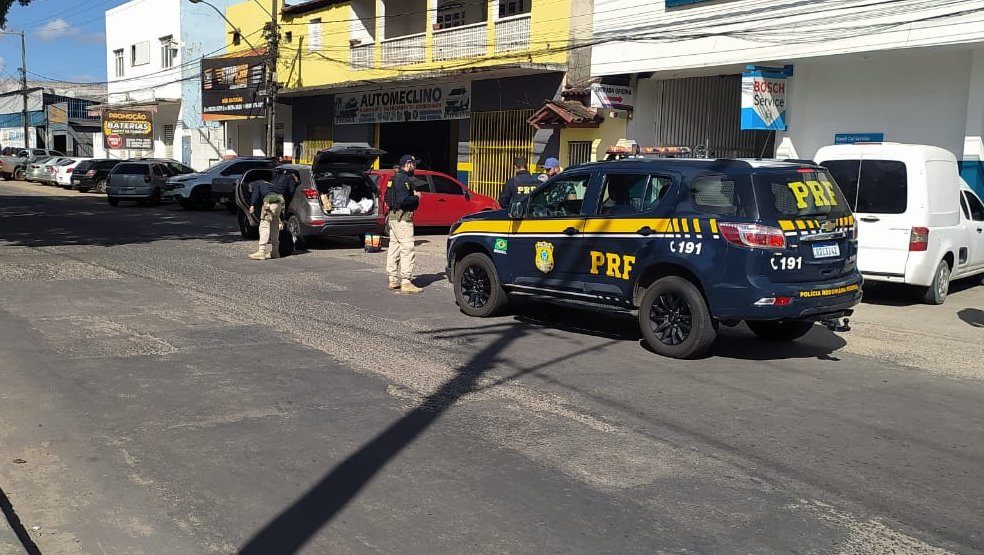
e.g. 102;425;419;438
385;155;423;293
248;177;290;260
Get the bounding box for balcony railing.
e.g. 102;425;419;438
433;22;487;61
350;42;375;69
381;32;426;67
494;13;530;53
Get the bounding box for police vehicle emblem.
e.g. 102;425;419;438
534;241;554;273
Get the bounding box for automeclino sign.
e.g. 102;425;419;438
102;109;153;150
334;83;470;125
740;71;789;131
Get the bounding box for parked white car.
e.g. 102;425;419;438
54;158;85;188
817;143;984;304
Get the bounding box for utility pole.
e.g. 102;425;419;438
265;0;279;158
20;31;29;149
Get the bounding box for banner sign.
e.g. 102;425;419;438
47;103;68;132
589;83;634;110
202;53;267;121
740;71;788;131
102;109;153;150
334;83;470;125
0;127;35;148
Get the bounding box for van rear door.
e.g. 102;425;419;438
822;158;911;279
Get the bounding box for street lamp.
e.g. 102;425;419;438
188;0;279;157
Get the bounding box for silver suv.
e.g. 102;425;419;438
106;160;195;206
235;146;383;250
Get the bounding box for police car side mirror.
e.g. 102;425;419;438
509;200;525;219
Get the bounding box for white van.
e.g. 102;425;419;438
816;143;984;304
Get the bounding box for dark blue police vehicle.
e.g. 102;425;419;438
446;157;862;359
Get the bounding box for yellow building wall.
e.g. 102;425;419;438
226;0;570;91
559;116;628;167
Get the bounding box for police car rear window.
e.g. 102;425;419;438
753;169;852;218
690;175;740;216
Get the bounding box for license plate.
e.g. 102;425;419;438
72;179;80;184
120;188;135;195
813;242;840;259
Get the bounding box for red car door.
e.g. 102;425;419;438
426;172;473;226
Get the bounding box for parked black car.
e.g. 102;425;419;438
105;160;195;206
72;159;124;193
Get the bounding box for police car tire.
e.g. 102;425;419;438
745;320;814;342
638;276;716;359
454;253;507;318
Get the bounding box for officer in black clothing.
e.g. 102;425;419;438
385;155;423;293
498;156;543;209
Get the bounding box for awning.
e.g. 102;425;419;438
527;100;603;130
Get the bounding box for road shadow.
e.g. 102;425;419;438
238;322;610;554
958;308;984;328
414;272;447;287
862;279;981;307
0;193;242;248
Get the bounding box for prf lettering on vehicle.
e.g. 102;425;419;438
799;284;860;298
787;180;839;209
589;252;636;280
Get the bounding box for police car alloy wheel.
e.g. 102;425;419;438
454;253;507;317
638;276;716;359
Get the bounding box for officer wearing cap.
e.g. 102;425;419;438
385;155;423;294
498;156;543;210
540;157;562;182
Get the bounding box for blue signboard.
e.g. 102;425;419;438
834;133;884;145
740;71;789;131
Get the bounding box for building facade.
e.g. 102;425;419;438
0;82;103;154
588;0;984;197
220;0;576;196
97;0;245;169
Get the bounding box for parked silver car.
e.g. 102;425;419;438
235;146;383;250
25;156;64;183
105;160;195;206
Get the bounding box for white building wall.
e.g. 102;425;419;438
591;0;984;77
775;48;973;162
106;0;183;104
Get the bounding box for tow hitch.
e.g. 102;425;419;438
822;317;851;332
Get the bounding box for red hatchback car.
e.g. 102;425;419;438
371;169;500;227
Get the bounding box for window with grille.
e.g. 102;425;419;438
160;36;176;69
498;0;527;17
437;1;466;28
163;125;175;146
308;18;322;51
568;141;592;166
114;49;124;77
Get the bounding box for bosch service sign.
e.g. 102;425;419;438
102;109;153;150
740;71;788;131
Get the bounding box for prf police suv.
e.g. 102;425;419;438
446;155;862;359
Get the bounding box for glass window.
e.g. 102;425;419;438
527;174;590;218
166;162;194;175
499;0;528;17
430;175;464;195
960;193;971;220
113;163;149;175
822;159;907;214
690;174;739;216
308;18;322;51
113;49;124;77
965;191;984;221
152;165;166;177
752;168;851;219
160;35;176;69
597;174;672;215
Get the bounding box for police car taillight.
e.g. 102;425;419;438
754;297;792;306
719;223;786;250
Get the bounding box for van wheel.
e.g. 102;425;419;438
453;253;508;317
746;320;815;342
238;209;259;239
639;276;716;359
921;260;951;305
108;197;120;207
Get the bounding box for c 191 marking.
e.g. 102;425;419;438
770;256;803;271
669;241;702;255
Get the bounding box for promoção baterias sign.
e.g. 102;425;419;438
102;110;153;150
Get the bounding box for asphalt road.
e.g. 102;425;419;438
1;181;983;555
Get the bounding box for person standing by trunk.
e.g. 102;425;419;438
386;155;423;293
247;173;294;260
